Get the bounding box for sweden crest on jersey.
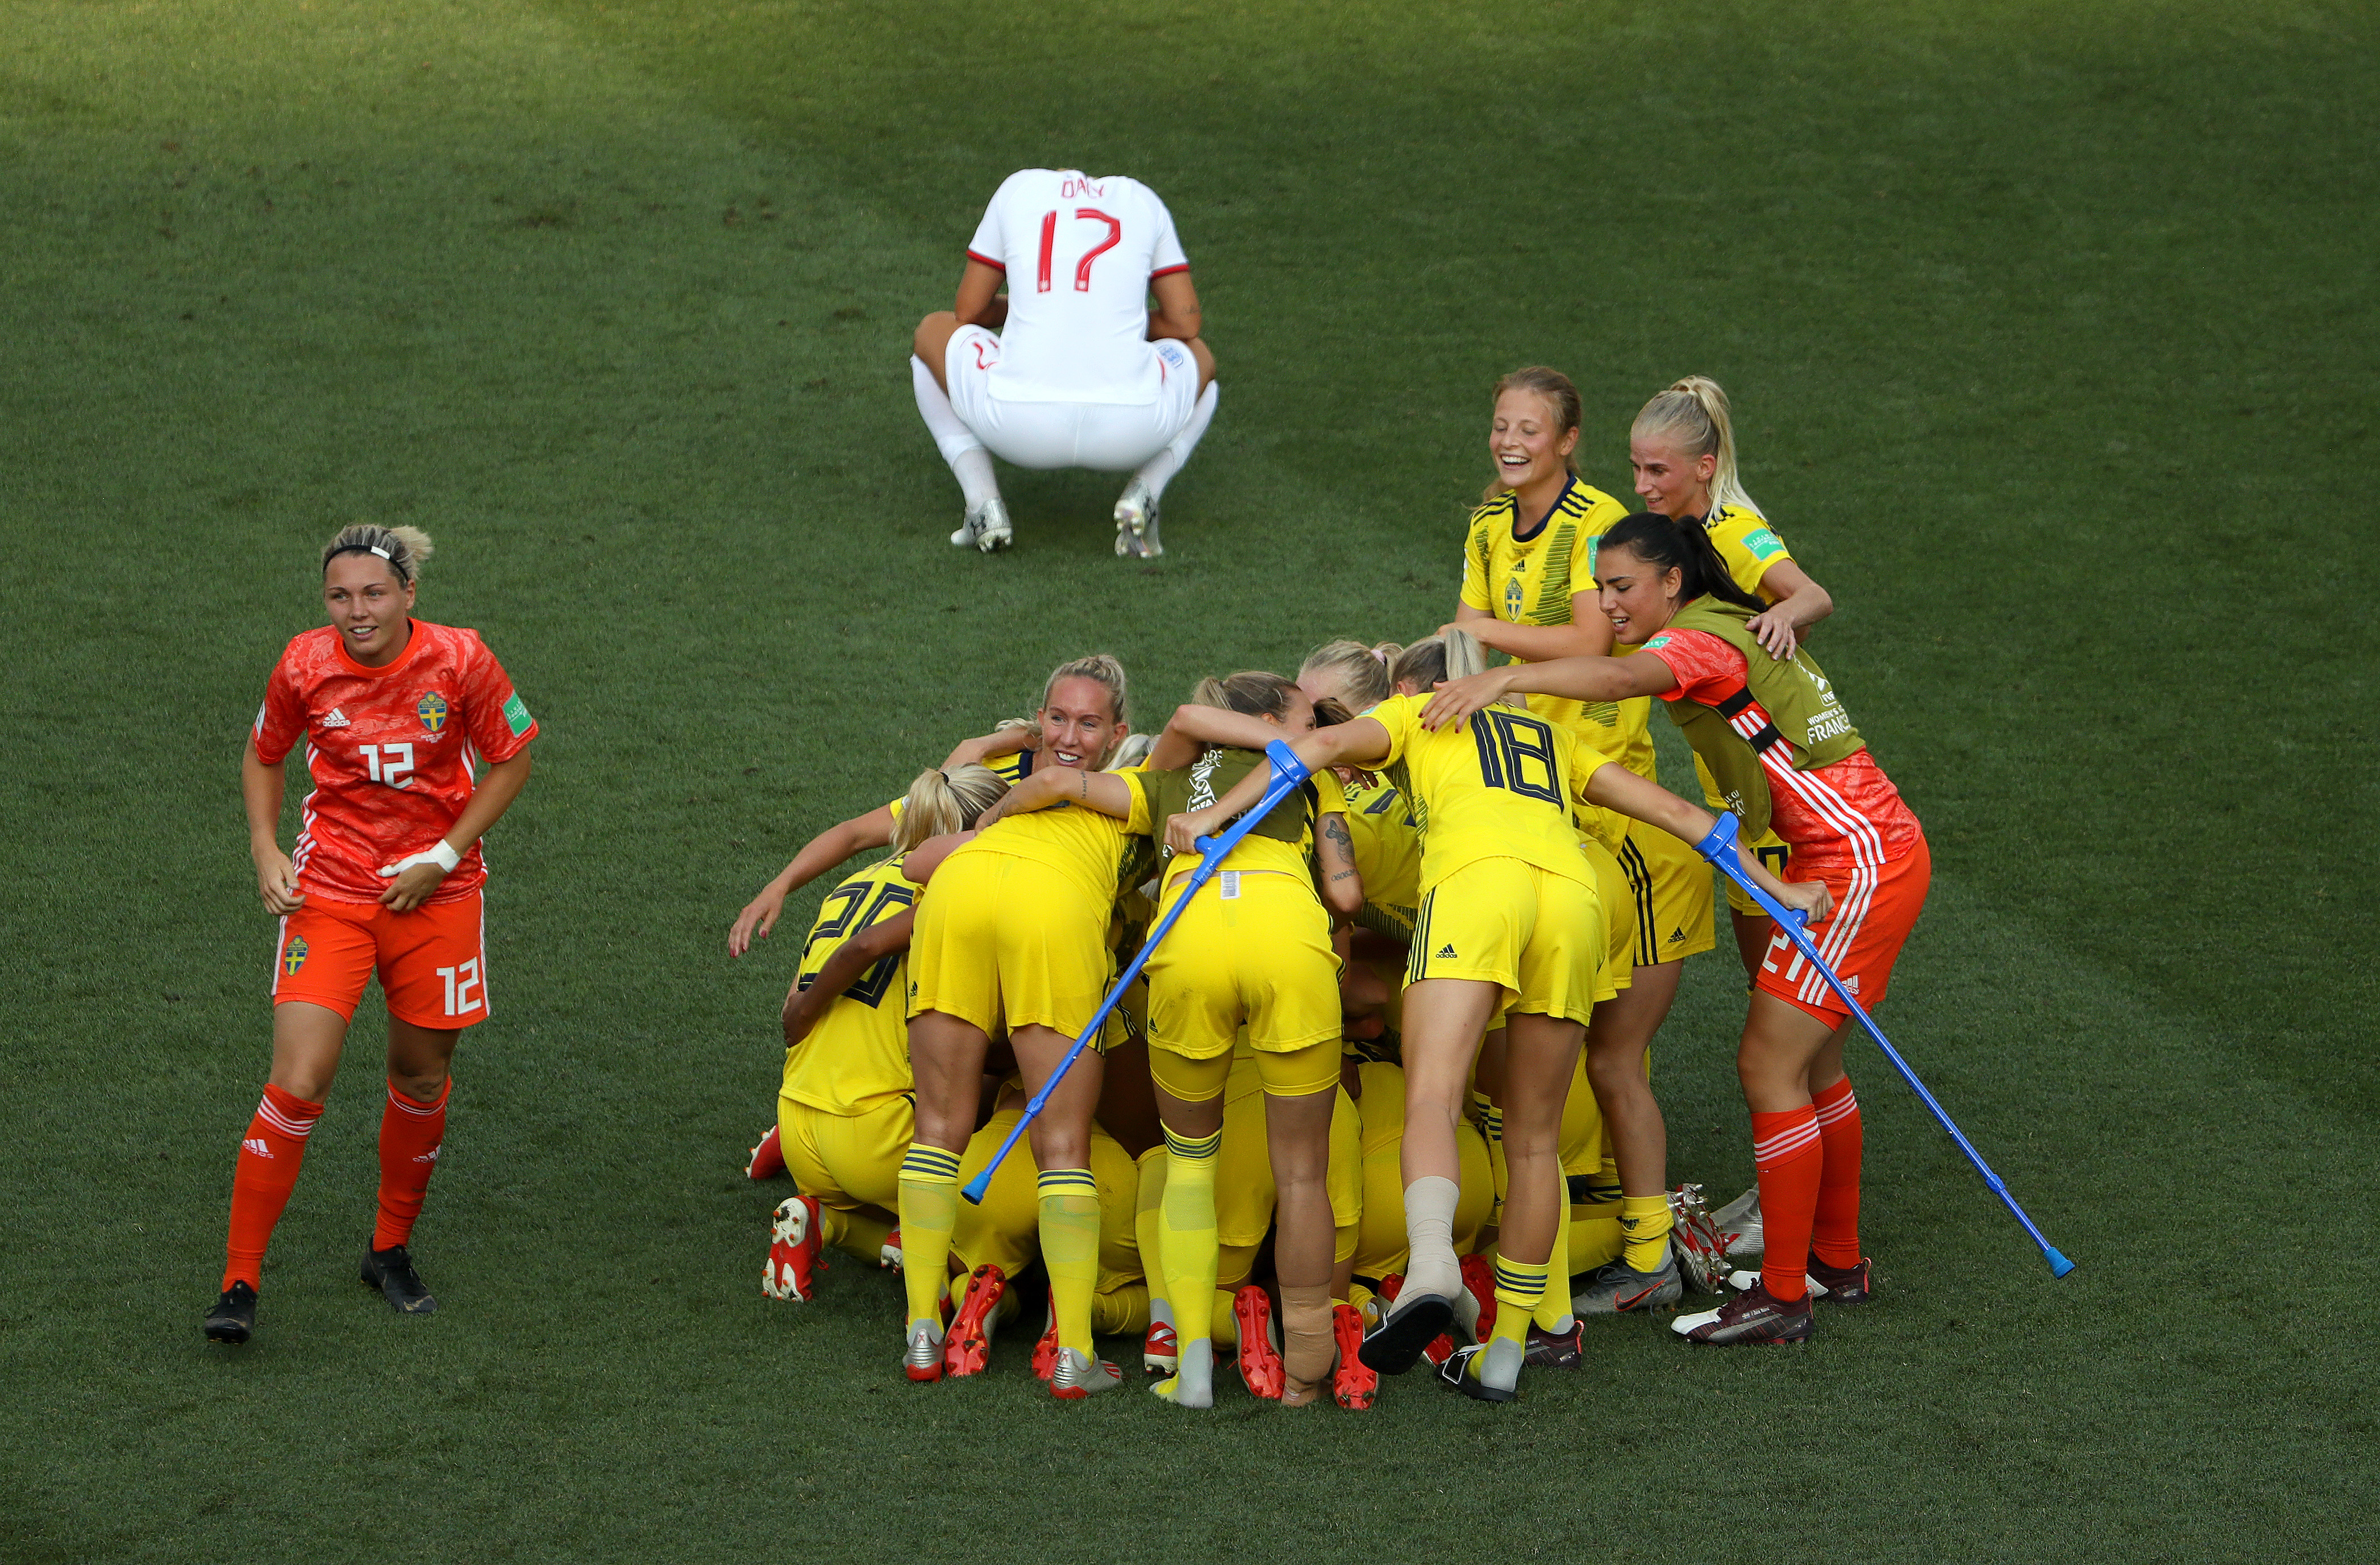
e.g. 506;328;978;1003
417;692;448;733
1503;572;1525;620
282;937;309;976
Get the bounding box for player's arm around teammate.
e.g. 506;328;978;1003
207;526;538;1346
1428;511;1927;1346
1168;633;1612;1401
726;723;1038;957
898;655;1142;1396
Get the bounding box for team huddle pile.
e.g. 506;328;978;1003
201;367;1928;1413
738;373;1930;1407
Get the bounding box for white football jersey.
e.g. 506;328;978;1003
966;169;1190;406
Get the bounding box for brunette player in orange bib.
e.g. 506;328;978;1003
204;525;537;1345
1424;511;1926;1345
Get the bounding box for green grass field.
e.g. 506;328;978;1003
5;1;2375;1559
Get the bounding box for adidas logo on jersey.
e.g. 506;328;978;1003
321;708;351;729
242;1138;272;1158
1436;943;1458;960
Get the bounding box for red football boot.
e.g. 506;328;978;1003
1031;1305;1061;1382
763;1194;823;1302
746;1124;785;1180
942;1264;1008;1377
1331;1303;1378;1410
1142;1318;1180;1376
1233;1285;1284;1400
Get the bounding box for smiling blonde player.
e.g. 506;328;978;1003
910;168;1218;556
205;525;536;1346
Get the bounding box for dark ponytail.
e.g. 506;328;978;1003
1597;512;1766;614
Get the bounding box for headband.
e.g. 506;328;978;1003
324;541;409;581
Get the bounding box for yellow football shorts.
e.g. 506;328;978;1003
1615;820;1720;962
1143;871;1341;1063
1725;826;1793;917
1207;1065;1364;1252
1579;835;1638;1004
1406;858;1604;1027
775;1093;910;1215
907;850;1113;1041
951;1104;1141;1295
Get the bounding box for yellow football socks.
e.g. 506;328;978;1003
1038;1167;1102;1357
1134;1146;1172;1341
1621;1193;1675;1273
1481;1255;1546;1394
896;1143;961;1329
1154;1126;1221;1407
1532;1187;1575;1333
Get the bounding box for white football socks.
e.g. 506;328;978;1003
911;354;1000;510
1400;1175;1463;1301
1130;380;1218;502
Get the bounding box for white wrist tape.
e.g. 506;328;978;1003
379;841;461;877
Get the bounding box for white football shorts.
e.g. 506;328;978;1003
944;326;1199;471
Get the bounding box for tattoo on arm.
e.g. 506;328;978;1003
1320;816;1358;884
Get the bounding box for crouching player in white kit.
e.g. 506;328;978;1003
910;168;1218;557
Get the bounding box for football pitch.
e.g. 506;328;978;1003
4;1;2374;1558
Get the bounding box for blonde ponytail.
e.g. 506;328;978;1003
1632;376;1761;519
322;523;434;583
1297;639;1400;710
889;764;1008;852
1388;629;1508;705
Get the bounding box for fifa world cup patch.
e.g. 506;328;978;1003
416;691;449;733
282;937;310;976
502;693;534;737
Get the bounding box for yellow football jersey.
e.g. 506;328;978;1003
1700;503;1795;601
1341;772;1421;938
1458;476;1630;740
1364;693;1600;892
780;856;919;1116
950;764;1149;905
1122;754;1333;898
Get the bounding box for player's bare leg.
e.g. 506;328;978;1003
1115;338;1217;560
910;313;1009;552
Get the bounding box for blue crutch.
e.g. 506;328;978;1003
962;740;1313;1205
1696;812;2075;1277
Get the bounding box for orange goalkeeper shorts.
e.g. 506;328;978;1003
1754;836;1929;1023
271;890;490;1030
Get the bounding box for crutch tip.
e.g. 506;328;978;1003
2044;1248;2077;1279
960;1177;991;1206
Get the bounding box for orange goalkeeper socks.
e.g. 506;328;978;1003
374;1077;450;1251
1750;1104;1823;1302
1811;1077;1863;1268
223;1083;324;1291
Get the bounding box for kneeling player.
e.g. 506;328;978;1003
763;764;1009;1301
206;525;538;1345
910;167;1218;557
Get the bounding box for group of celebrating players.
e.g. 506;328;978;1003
203;169;1930;1415
728;355;1929;1406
